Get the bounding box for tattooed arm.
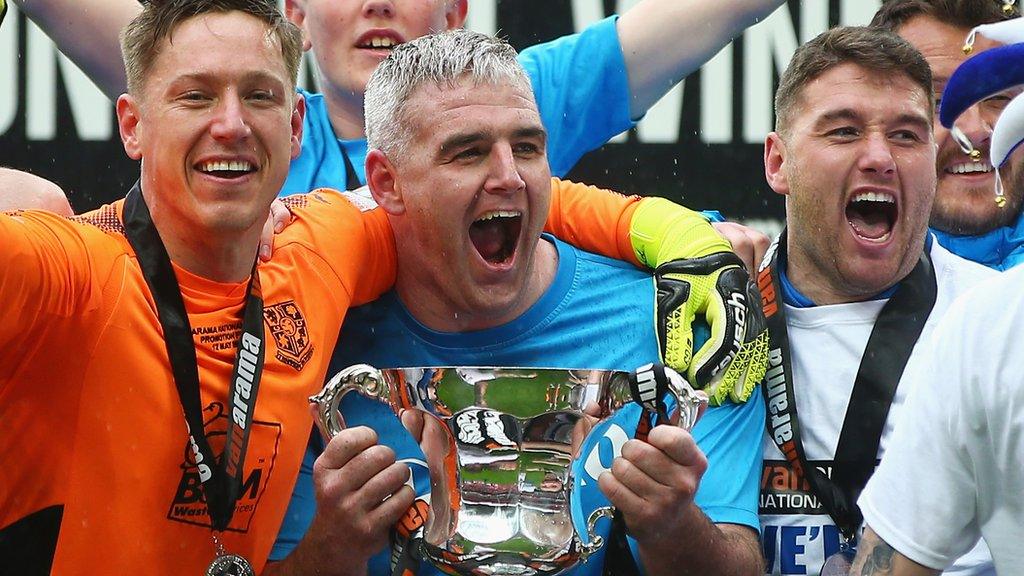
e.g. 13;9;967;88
850;528;941;576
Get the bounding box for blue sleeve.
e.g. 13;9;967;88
690;385;765;531
269;432;322;561
519;15;634;178
701;210;725;223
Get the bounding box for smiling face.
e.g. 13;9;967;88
898;15;1024;235
288;0;466;106
367;77;552;331
765;63;936;304
117;11;303;240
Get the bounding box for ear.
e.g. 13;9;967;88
290;92;306;160
285;0;313;52
764;131;790;196
117;94;143;161
446;0;468;29
366;150;405;215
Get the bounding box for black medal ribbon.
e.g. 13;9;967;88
761;232;937;541
122;183;266;533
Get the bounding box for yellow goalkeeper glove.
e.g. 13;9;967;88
630;198;769;405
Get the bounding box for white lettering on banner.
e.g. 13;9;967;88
3;1;883;144
25;10;112;140
0;4;17;135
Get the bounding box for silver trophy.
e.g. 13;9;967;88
310;365;707;576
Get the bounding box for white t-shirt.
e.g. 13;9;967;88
760;241;997;576
859;262;1024;574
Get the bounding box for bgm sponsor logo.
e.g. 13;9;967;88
167;402;281;532
264;300;313;371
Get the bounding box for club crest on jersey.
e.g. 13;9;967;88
167;402;281;532
263;300;313;371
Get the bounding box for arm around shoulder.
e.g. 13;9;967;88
0;168;73;215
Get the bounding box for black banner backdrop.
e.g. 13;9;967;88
0;0;879;226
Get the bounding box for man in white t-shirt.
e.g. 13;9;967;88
850;265;1024;575
755;25;996;576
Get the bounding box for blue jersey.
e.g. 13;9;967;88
271;237;765;574
280;16;633;195
931;212;1024;271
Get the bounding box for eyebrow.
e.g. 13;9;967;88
170;70;286;88
814;108;930;131
438;126;547;153
815;108;861;126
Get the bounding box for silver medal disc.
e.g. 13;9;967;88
820;548;856;576
206;554;255;576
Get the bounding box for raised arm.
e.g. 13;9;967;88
13;0;139;99
0;167;74;215
618;0;784;118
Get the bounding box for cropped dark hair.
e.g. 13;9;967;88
871;0;1014;32
775;26;933;134
120;0;303;94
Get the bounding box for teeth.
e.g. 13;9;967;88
200;160;253;173
948;162;993;174
475;210;521;222
851;191;895;203
368;37;397;48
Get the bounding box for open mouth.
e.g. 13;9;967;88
197;160;256;180
356;34;402;51
469;210;523;266
945;160;993;176
846;191;897;241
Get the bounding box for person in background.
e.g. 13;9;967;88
873;0;1024;270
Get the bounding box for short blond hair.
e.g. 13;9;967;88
120;0;303;95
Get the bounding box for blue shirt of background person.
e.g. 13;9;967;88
281;16;632;194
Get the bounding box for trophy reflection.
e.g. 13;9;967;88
310;365;707;576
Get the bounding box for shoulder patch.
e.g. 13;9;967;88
341;186;378;212
279;195;310;210
70;204;124;234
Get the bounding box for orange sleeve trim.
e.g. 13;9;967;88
543;178;643;268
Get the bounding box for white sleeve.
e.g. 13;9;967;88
858;294;982;570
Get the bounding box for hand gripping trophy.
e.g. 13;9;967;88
310;363;708;576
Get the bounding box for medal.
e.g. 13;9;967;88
206;554;254;576
820;540;857;576
207;533;254;576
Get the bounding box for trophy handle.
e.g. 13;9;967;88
309;364;386;440
578;506;615;562
626;363;709;432
666;374;708;432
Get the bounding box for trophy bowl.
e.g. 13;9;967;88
310;365;707;576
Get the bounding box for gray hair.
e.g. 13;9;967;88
364;28;534;159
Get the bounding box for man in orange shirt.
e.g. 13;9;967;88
0;1;765;574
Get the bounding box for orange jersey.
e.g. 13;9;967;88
0;180;640;574
0;190;397;574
